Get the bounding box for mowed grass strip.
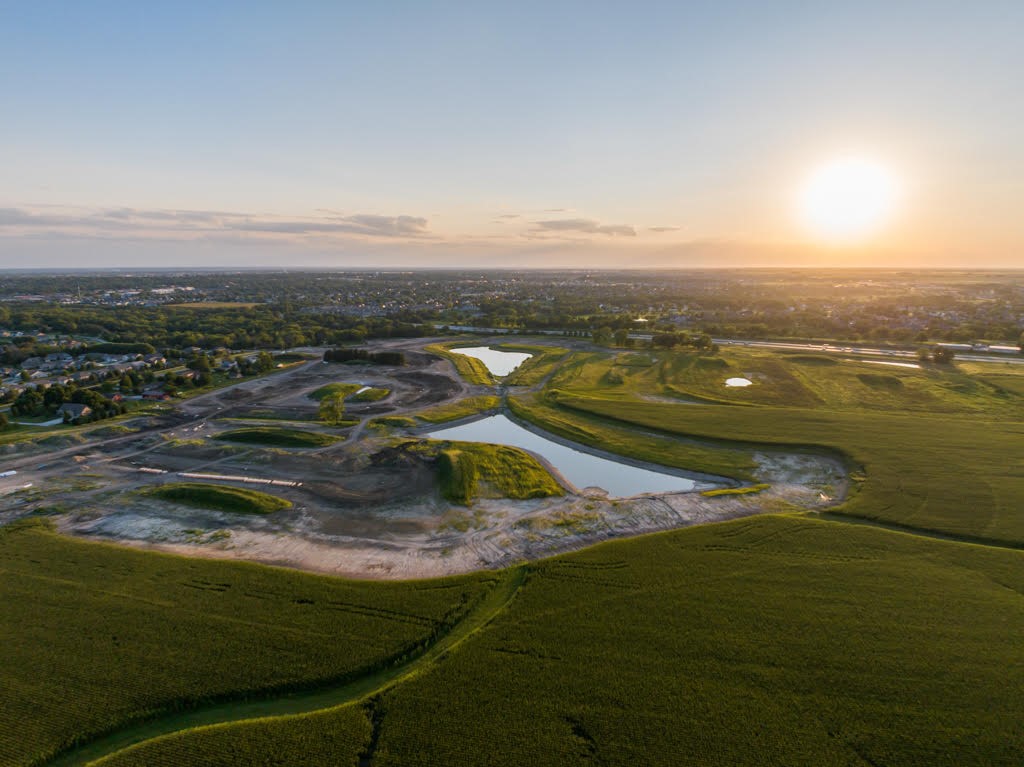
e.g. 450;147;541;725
0;519;491;767
215;427;340;448
95;706;371;767
147;483;292;514
414;395;501;424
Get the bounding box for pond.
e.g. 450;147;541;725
725;377;752;387
427;414;703;497
451;346;532;377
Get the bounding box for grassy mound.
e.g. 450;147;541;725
308;383;362;401
147;483;292;514
369;416;418;429
215;427;339;448
429;440;563;504
349;387;390;402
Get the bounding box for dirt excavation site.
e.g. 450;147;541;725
0;339;847;579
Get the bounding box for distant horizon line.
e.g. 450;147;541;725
1;266;1023;275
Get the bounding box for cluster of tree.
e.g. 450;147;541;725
317;394;346;425
323;348;406;365
1;303;428;351
238;352;276;376
85;342;156;355
591;327;635;347
917;346;957;364
651;332;717;351
1;339;68;365
9;382;125;422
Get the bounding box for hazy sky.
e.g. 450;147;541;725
2;1;1021;268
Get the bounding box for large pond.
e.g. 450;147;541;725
427;414;700;497
451;346;532;377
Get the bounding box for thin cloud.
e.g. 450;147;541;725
0;206;429;240
648;226;680;233
235;214;428;238
531;218;636;237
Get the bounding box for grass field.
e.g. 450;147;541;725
545;348;1024;415
214;427;340;448
36;516;1024;766
0;519;490;767
3;344;1023;765
424;343;495;385
146;483;292;514
414;395;501;423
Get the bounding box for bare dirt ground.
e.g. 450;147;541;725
1;337;847;580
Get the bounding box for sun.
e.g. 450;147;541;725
797;155;901;243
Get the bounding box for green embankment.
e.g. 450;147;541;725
146;483;292;514
508;395;759;482
214;427;340;448
414;395;501;423
424;343;495;385
0;520;490;767
498;344;570;386
41;516;1024;767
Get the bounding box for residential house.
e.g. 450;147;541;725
57;403;92;420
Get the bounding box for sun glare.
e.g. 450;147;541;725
798;156;901;244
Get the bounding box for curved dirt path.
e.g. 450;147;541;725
44;566;527;767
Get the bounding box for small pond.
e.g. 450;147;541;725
427;414;701;497
725;377;752;387
451;346;532;377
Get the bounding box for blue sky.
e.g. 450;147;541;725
1;1;1021;267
